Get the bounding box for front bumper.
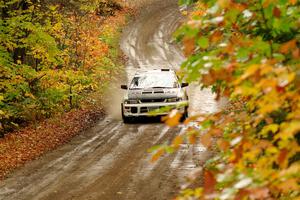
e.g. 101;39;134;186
122;101;188;117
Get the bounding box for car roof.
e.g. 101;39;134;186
134;69;175;76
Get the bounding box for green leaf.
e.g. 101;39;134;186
197;37;209;49
178;0;197;6
148;145;162;153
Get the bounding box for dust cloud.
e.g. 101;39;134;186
103;76;127;120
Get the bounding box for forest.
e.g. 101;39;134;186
0;0;126;136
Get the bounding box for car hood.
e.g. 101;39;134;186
127;88;180;100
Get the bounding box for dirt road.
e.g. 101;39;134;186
0;1;224;199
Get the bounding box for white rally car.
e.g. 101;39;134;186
120;69;189;123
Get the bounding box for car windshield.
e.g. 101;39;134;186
130;72;178;89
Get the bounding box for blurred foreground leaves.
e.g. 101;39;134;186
152;0;300;199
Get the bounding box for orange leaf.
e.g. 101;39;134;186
200;133;212;148
224;42;235;53
217;139;230;151
183;114;204;124
278;148;288;168
151;149;165;163
231;145;243;163
280;39;297;54
249;187;270;199
292;47;300;59
223;88;231;97
210;31;223;43
277;178;299;193
235;189;249;200
203;170;216;194
273;7;281;18
263;0;272;8
210;128;223;136
289;0;297;5
163;112;182;127
202;74;215;85
188;134;197;144
214;68;232;81
232;3;247;12
183;38;195;56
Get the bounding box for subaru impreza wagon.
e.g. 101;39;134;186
120;69;189;123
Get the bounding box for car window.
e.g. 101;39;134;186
130;72;178;89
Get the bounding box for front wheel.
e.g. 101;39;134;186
181;106;189;122
121;103;131;123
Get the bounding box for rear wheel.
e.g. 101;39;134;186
121;103;131;123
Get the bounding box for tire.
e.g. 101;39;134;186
184;106;189;118
121;103;131;123
181;106;189;122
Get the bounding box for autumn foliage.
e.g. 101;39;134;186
0;0;128;135
0;0;131;178
153;0;300;199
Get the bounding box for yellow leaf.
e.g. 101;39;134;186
256;78;277;92
276;121;300;140
234;64;260;85
278;73;295;87
181;10;188;16
172;135;183;148
279;163;300;177
266;146;278;154
234;85;258;96
260;124;279;136
260;65;273;75
242;64;260;80
29;93;37;99
217;0;231;8
258;103;280;115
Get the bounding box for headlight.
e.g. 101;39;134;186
177;91;185;98
124;99;139;104
165;90;177;94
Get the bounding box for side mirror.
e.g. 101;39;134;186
121;85;128;90
181;83;189;87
